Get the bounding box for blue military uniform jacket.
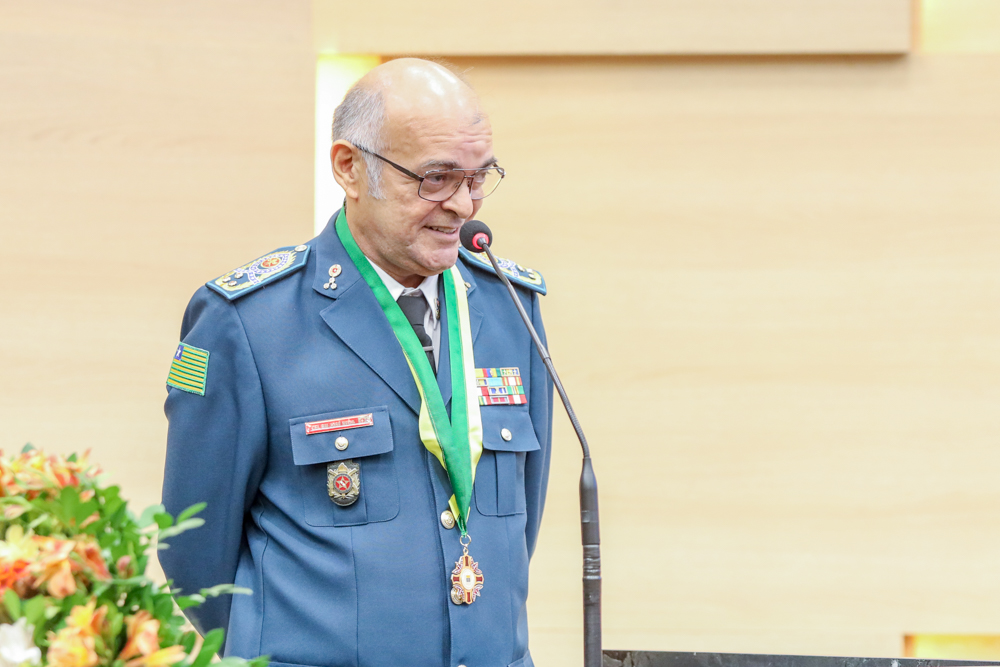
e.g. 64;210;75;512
160;212;553;667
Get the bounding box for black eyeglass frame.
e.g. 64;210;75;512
355;145;505;201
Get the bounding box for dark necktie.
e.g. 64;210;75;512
396;292;435;372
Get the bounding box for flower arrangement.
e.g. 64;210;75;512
0;446;265;667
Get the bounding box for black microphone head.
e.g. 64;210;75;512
460;220;493;252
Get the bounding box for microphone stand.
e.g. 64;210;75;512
478;243;602;667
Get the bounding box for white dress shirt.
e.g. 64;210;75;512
366;258;441;369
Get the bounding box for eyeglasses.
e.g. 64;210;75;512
355;145;505;202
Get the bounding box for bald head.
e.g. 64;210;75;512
362;58;484;129
331;59;485;197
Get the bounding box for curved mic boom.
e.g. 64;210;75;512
459;219;602;667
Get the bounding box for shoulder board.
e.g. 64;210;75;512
206;245;310;300
458;247;546;295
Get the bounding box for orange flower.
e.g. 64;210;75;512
0;526;40;596
73;540;111;581
0;450;100;501
0;558;30;594
125;645;186;667
119;611;160;660
66;601;107;638
29;536;76;597
45;560;76;598
47;626;98;667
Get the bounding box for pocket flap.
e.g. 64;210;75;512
479;407;540;453
289;406;393;465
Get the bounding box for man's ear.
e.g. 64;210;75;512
331;141;363;200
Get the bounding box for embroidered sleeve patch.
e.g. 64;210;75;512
476;367;527;405
167;343;210;396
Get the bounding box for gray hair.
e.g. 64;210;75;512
331;84;386;198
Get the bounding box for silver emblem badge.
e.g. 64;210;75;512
327;460;360;506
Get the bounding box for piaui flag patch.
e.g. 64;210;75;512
476;367;526;406
167;343;210;396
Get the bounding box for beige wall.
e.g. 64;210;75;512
3;3;1000;666
314;0;912;55
455;54;1000;664
0;1;315;514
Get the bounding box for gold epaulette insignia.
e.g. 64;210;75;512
458;248;546;295
207;245;310;300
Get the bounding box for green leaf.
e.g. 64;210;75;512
157;517;205;540
199;584;252;598
154;594;174;619
153;512;174;530
190;628;225;667
175;595;204;610
180;632;198;654
21;443;34;453
23;596;47;626
176;502;206;524
216;658;266;667
138;504;165;528
3;590;21;619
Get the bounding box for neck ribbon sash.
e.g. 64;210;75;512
336;210;483;535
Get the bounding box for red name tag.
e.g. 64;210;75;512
305;413;374;435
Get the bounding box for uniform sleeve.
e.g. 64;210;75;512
523;290;554;558
159;286;268;636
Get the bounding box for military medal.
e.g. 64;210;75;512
450;536;484;605
336;210;485;605
327;460;360;506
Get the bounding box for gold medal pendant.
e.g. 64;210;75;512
450;535;484;605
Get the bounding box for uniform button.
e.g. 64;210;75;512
440;510;456;529
335;436;349;451
295;244;308;252
500;428;512;442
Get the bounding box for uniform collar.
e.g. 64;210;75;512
311;210;477;303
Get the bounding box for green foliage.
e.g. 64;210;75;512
0;449;267;667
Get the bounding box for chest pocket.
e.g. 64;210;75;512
474;407;540;517
289;406;399;527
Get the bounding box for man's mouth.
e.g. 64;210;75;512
427;225;460;236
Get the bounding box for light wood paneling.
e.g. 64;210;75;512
4;4;1000;665
446;55;1000;665
0;1;314;519
313;0;912;56
921;0;1000;52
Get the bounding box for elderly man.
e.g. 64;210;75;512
160;58;552;667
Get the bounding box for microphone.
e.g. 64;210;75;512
460;220;602;667
459;220;492;252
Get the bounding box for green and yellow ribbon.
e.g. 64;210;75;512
336;210;483;534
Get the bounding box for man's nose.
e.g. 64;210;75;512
442;176;475;217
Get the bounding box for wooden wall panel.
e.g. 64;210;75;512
446;55;1000;665
313;0;912;56
0;2;314;520
3;4;999;665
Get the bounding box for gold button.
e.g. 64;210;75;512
440;510;456;529
295;245;308;252
500;428;512;442
335;436;349;451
